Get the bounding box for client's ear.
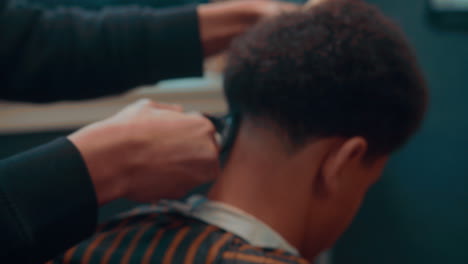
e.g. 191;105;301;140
316;137;368;197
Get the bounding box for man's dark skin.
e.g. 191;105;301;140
0;0;298;262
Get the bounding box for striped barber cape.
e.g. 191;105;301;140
48;199;310;264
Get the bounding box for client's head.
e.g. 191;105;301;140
211;0;427;259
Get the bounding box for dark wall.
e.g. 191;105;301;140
334;0;468;264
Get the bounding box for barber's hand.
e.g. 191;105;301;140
251;0;302;18
304;0;328;9
68;99;219;205
198;0;299;56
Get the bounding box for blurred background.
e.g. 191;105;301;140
0;0;467;264
334;1;468;264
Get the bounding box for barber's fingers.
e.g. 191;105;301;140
279;2;301;12
185;111;216;131
135;98;184;112
109;99;182;122
261;1;300;18
186;111;223;151
148;101;184;112
303;0;327;9
185;111;204;117
122;99;184;113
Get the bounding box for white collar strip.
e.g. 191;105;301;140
160;195;300;256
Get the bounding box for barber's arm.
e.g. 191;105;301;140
0;0;297;103
0;1;299;261
0;100;218;263
0;2;202;102
18;0;202;10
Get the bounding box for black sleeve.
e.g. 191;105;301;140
21;0;206;10
0;138;97;263
0;1;203;102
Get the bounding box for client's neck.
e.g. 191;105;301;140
208;118;315;253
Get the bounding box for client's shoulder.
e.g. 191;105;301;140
216;237;310;264
51;203;310;264
96;202;193;232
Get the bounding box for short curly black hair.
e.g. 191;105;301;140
224;0;428;156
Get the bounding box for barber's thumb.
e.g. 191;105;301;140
148;101;184;112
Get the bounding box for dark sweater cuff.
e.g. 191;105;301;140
145;5;204;81
0;137;97;262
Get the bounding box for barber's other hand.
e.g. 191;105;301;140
68;99;219;205
198;0;299;56
251;0;302;18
